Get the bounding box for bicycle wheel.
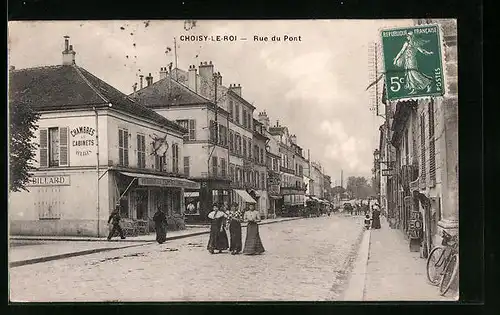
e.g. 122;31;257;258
439;254;459;296
426;246;446;285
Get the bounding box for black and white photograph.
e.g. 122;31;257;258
8;19;459;302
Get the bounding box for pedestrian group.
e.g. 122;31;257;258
207;202;265;255
108;201;266;256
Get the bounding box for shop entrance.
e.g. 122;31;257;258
136;190;149;220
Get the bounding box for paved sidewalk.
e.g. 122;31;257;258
344;217;457;301
9;216;301;267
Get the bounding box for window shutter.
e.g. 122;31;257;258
39;129;48;167
124;130;129;166
189;119;196;140
118;130;123;166
184;156;190;177
59;127;69;166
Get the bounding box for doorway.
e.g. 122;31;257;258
136;190;149;220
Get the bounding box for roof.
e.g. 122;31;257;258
132;75;211;107
9;65;186;134
227;89;256;110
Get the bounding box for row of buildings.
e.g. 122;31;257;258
8;36;334;237
373;19;458;258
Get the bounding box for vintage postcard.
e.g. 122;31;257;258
8;19;459;302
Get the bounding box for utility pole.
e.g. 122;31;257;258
173;37;178;81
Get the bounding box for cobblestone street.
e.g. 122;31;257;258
9;215;364;302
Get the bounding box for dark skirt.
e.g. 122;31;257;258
207;218;229;251
229;220;242;252
155;222;167;244
243;222;265;255
371;214;381;229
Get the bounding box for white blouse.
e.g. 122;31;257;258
244;210;261;222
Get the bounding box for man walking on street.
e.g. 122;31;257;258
108;204;126;240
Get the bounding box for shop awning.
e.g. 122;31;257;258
119;172;200;190
234;189;257;204
269;195;282;199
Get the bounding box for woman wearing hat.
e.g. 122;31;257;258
242;204;265;255
207;204;229;254
227;203;243;255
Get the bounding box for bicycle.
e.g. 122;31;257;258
426;230;459;295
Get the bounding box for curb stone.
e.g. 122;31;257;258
9;217;303;267
341;227;371;301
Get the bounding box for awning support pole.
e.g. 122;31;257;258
120;178;137;201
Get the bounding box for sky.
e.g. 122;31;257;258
8;19;414;185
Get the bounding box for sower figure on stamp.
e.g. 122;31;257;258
107;204;126;240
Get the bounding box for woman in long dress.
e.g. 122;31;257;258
227;203;243;255
393;31;435;95
371;204;381;230
243;204;265;255
207;204;229;254
153;206;168;244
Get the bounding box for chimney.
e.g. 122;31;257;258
188;65;198;92
258;111;270;130
229;83;242;96
139;75;144;89
199;61;214;81
146;73;153;86
159;67;168;80
62;36;76;65
276;120;280;127
217;72;222;85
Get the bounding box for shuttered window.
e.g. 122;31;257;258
212;156;218;176
229;131;234;152
40;127;69;167
137;134;146;168
261;172;266;189
229;101;234;120
59;127;69;166
420;113;426;185
176;120;190;141
235;105;240;124
172;143;179;173
183;156;190;177
428;100;436;186
118;129;129;167
221;158;226;177
39;129;48;167
243;138;247;157
189;119;196;140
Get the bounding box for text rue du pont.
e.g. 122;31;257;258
254;35;302;42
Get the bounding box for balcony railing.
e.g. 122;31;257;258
197;171;231;181
280;166;296;175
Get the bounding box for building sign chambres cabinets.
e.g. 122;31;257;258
40;125;96;167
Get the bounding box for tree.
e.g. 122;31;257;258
9;100;40;192
346;176;374;200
